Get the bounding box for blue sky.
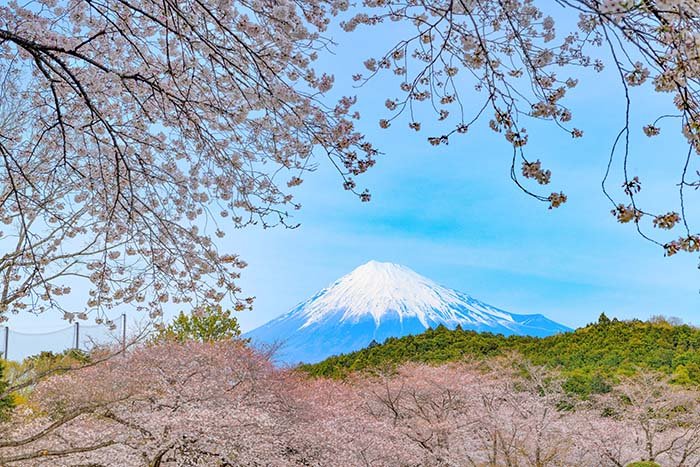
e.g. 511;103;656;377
7;4;700;337
229;11;700;332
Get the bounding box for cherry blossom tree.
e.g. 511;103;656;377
3;0;700;324
586;373;700;466
362;362;592;466
5;346;700;466
0;0;375;323
355;361;700;466
288;375;421;466
0;340;302;465
0;341;416;467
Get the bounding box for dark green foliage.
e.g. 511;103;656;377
561;370;611;398
301;317;700;396
25;348;91;366
0;361;14;420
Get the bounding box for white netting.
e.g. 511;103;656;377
2;317;126;361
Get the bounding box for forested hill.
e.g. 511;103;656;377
300;315;700;393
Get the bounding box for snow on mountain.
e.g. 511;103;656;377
245;261;571;364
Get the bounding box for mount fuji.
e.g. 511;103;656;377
245;261;570;364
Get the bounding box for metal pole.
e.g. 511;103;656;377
2;326;8;360
121;313;127;353
74;322;80;350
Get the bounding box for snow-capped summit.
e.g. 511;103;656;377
299;261;512;328
246;261;570;364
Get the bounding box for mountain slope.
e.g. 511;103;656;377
246;261;570;364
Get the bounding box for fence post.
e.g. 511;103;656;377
121;313;127;353
74;322;80;350
2;326;7;360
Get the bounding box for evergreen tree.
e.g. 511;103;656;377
155;306;244;343
302;317;700;395
0;361;14;420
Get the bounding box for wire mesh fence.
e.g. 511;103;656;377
1;315;127;361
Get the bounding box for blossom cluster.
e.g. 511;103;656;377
340;0;700;260
0;0;374;321
2;342;700;466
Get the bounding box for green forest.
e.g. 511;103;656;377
301;314;700;397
